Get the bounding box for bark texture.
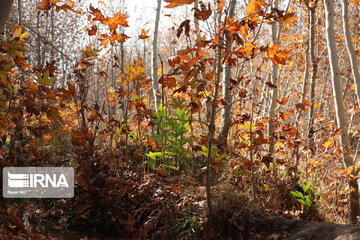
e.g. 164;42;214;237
324;0;359;223
268;0;279;157
341;0;360;104
307;5;318;154
151;0;162;110
0;0;15;32
218;0;237;144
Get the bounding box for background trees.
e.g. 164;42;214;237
0;0;15;32
1;0;360;236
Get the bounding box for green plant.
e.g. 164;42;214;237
146;104;192;170
171;213;199;240
290;180;319;211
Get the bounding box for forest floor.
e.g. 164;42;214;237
2;202;360;239
2;176;360;240
1;148;360;239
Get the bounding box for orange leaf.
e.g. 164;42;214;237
146;138;158;150
267;43;289;65
159;76;177;89
280;112;289;120
158;168;167;177
139;29;150;40
37;0;51;11
277;96;289;105
165;0;195;8
103;11;129;31
246;0;266;14
89;5;105;22
217;0;225;12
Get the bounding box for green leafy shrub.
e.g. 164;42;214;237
290;180;319;211
146;104;192;171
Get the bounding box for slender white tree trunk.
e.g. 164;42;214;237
268;0;279;157
0;0;15;32
152;0;161;110
50;8;54;60
341;0;360;104
307;5;318;154
324;0;360;223
218;0;237;144
194;0;200;41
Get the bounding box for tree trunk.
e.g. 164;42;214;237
36;5;42;68
341;0;360;104
0;0;15;32
194;0;200;41
218;0;237;145
152;0;161;110
268;0;279;176
17;0;22;26
50;8;54;60
307;5;318;154
324;0;360;223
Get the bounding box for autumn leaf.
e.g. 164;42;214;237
139;29;150;40
14;27;29;41
265;81;277;89
108;33;129;44
267;43;289;65
89;5;105;22
36;70;56;87
277;96;289;105
158;168;167;177
37;0;51;11
194;3;212;21
146;137;158;150
295;102;312;111
168;56;180;67
246;0;266;14
238;42;257;58
159;76;177;89
103;11;129;31
55;3;74;13
277;12;297;25
87;25;98;36
217;0;225;13
323;138;333;148
46;106;62;122
280;112;289;120
216;98;228;106
165;0;195;8
81;46;100;57
176;20;191;38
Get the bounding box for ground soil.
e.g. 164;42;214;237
275;219;360;240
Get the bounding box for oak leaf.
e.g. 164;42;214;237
159;76;177;89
